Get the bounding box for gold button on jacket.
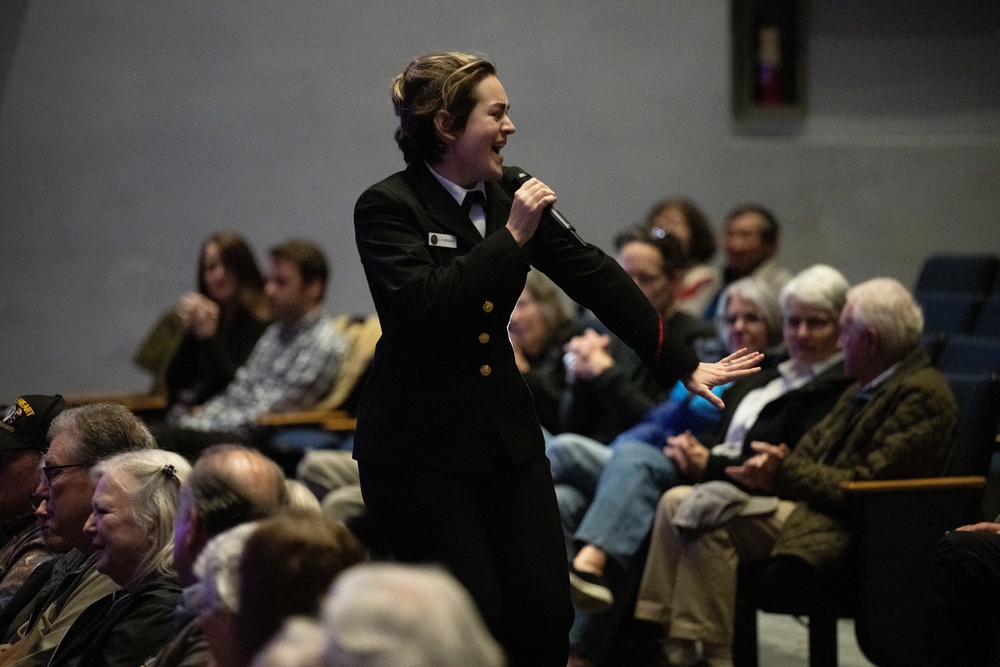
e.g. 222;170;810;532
479;364;492;376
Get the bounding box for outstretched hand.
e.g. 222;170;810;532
682;348;764;409
955;522;1000;534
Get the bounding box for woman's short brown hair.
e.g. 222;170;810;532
392;51;497;164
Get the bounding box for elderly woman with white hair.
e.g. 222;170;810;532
45;449;191;667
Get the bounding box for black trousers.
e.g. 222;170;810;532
359;450;573;667
925;529;1000;667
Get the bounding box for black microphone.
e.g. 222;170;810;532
502;168;588;249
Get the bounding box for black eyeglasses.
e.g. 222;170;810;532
40;462;89;483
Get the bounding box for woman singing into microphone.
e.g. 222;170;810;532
352;51;761;667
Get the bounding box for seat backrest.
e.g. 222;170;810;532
943;372;1000;478
936;334;1000;375
922;332;947;366
914;254;999;294
916;290;982;335
991;266;1000;296
314;314;381;413
972;294;1000;336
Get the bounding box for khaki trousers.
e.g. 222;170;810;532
634;485;795;645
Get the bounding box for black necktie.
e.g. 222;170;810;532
461;190;486;217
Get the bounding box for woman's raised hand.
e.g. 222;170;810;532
682;347;764;410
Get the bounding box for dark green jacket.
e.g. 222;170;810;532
772;348;958;570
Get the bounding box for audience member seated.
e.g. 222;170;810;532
0;403;155;662
549;275;783;550
509;270;577;436
0;396;67;612
560;228;715;444
644;197;721;319
296;449;364;525
189;522;257;667
44;450;190;667
283;480;321;512
562;266;851;666
134;232;270;407
254;562;506;667
925;520;1000;666
193;510;365;667
235;509;366;665
145;444;290;667
634;278;959;667
703;204;793;319
158;239;346;457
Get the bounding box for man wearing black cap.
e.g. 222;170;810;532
0;403;156;657
0;395;68;611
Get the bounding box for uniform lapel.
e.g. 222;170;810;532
484;179;512;236
406;162;484;246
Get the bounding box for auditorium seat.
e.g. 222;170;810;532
917;291;982;336
972;294;1000;336
914;254;999;295
937;334;1000;375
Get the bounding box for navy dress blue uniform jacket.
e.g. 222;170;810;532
353;162;700;474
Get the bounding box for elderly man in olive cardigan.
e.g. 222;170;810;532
634;278;958;667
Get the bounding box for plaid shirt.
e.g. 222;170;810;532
177;308;345;434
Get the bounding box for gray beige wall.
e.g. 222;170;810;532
2;0;998;399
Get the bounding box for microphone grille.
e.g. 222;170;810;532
501;168;532;193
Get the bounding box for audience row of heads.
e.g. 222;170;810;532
643;198;779;271
715;269;924;382
623;199;781;277
511;202;781;361
0;399;504;666
518;259;924;382
189;233;330;326
199;515;504;667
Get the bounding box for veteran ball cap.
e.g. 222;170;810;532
0;395;69;452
